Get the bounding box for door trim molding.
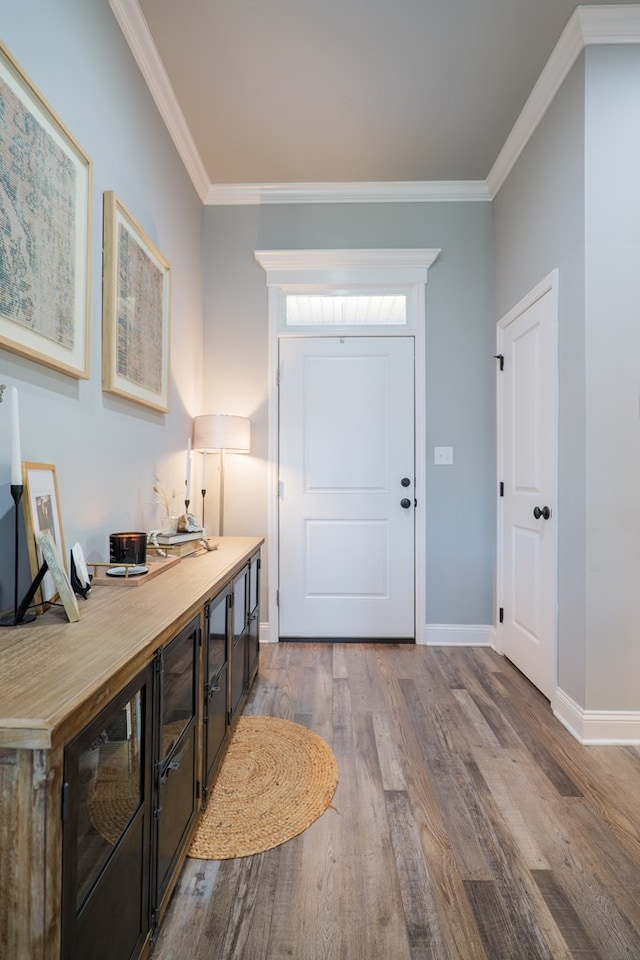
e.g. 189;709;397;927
495;269;559;674
256;248;440;642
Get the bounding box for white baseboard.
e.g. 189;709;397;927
259;622;276;643
553;687;640;745
421;624;495;647
261;622;495;646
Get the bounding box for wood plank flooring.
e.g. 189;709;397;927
150;643;640;959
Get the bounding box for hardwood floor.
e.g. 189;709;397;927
150;643;640;959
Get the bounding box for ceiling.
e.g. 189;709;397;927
125;0;638;195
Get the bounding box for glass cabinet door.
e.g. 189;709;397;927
249;551;260;615
152;616;200;914
247;553;260;684
159;621;198;763
203;585;230;796
62;665;153;960
230;565;249;719
206;583;230;681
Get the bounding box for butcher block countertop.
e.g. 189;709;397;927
0;536;263;751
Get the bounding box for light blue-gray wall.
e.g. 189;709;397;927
0;0;204;609
583;45;640;709
203;202;495;627
493;56;587;706
494;46;640;711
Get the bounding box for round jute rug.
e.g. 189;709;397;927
188;715;339;860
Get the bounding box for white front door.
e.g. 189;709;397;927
279;336;415;639
498;275;557;699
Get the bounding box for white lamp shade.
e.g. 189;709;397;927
192;414;250;453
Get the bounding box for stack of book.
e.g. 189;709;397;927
152;530;205;557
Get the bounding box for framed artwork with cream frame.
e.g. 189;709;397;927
0;41;92;379
102;190;171;412
23;462;66;609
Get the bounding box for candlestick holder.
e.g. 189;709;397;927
201;487;207;532
0;484;38;626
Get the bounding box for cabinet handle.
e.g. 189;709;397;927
160;758;180;785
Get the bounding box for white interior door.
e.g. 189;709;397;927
499;277;557;699
279;336;415;639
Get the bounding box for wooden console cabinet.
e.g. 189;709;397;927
0;536;263;960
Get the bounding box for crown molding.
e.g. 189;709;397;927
487;4;640;198
206;180;491;205
109;0;210;202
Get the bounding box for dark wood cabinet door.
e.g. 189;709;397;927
152;616;200;916
61;665;154;960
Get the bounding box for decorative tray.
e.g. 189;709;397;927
89;554;181;587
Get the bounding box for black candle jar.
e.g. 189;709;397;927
109;532;147;565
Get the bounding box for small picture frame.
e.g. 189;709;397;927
36;532;79;623
102;191;171;412
23;462;66;610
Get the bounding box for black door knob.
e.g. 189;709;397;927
400;498;411;509
533;505;551;520
401;477;411;487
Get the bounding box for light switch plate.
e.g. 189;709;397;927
434;446;453;465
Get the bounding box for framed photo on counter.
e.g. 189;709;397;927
23;462;66;609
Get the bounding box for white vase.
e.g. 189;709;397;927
162;514;179;536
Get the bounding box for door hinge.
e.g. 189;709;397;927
494;353;504;371
276;589;280;608
499;481;504;497
499;607;504;624
61;782;69;821
276;367;281;386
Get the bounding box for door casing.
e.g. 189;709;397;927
255;248;440;643
495;269;559;697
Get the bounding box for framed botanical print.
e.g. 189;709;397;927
102;191;171;412
0;41;92;378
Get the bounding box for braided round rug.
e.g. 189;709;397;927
188;716;338;860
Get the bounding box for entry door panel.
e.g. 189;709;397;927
501;286;557;698
279;337;415;638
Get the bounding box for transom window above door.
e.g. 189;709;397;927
286;294;407;326
255;248;440;336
